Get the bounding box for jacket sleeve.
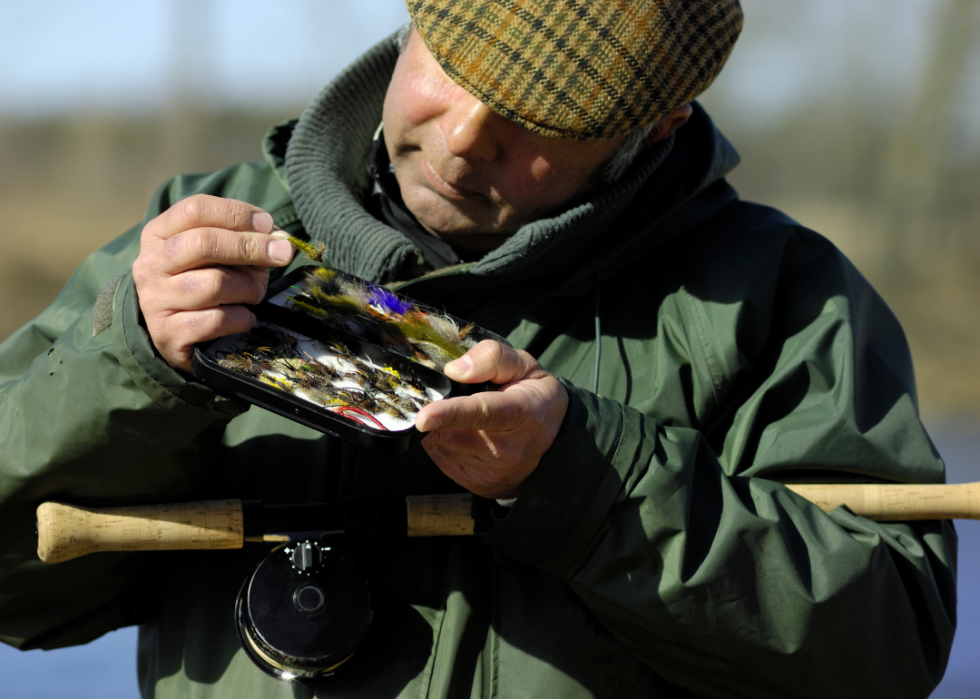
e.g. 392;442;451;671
0;173;272;651
478;219;957;699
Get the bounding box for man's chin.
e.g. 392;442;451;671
410;204;516;254
397;185;519;254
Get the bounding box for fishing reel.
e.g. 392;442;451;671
35;494;476;680
235;539;372;681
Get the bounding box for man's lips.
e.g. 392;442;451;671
420;155;480;201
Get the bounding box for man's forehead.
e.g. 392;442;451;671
406;0;743;142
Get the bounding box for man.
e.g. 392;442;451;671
0;1;957;698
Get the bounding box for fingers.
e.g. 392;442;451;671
153;227;294;275
417;378;568;499
416;385;541;433
417;341;556;433
443;340;544;386
414;339;568;499
149;193;274;240
151;305;259;368
150;266;269;311
137;195;293;277
133;195;298;373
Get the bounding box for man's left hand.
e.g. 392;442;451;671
415;341;568;500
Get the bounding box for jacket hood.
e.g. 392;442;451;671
278;34;741;295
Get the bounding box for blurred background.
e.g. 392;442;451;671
0;0;977;697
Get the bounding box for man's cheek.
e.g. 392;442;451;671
527;154;556;183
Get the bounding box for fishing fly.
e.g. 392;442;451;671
192;267;509;449
205;323;444;432
271;227;325;263
271;267;477;371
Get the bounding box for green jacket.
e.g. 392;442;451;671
0;37;956;699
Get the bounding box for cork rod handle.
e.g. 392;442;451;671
785;482;980;521
36;499;245;564
405;493;475;536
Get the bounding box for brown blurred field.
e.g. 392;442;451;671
1;106;979;417
0;110;296;338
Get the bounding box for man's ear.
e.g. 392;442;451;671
644;104;694;146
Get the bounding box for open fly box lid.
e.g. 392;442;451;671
192;266;510;453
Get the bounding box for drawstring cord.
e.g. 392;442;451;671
593;272;602;395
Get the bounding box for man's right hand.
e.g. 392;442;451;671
132;194;295;373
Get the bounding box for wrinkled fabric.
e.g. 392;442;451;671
0;36;956;699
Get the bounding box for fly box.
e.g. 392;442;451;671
192;266;508;453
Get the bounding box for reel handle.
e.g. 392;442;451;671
36;499;244;564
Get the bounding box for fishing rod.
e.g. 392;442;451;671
35;482;980;565
34;482;979;681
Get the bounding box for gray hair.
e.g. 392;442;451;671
396;21;412;53
596;121;659;183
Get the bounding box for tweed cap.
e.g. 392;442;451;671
407;0;743;141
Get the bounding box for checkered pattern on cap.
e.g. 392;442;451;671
407;0;743;141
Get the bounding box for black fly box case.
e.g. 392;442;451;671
192;267;508;453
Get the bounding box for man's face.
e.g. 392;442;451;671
382;29;627;254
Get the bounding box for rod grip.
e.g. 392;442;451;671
36;499;245;563
405;493;475;536
786;482;980;521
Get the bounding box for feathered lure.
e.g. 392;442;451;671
213;324;434;431
271;228;325;263
282;267;476;371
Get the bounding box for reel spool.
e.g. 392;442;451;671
236;541;372;681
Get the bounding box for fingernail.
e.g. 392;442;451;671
447;355;472;378
268;239;293;265
417;416;441;432
252;211;274;234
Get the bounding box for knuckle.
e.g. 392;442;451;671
231;202;258;231
131;255;149;285
250;269;270;300
140;220;159;244
515;348;537;368
181;307;224;338
140;208;172;242
177;268;205;298
185;229;219;262
251;278;268;304
149;312;181;350
199;307;227;335
206;268;229;298
478;339;503;362
178;194;210;225
160;232;185;261
240;233;267;263
176;194;256;233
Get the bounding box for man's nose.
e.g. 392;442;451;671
441;89;502;162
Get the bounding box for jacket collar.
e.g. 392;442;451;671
277;35;741;290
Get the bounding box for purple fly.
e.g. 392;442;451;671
367;286;413;316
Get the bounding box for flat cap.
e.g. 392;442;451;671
407;0;743;141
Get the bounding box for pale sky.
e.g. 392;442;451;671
0;0;408;115
1;0;978;148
